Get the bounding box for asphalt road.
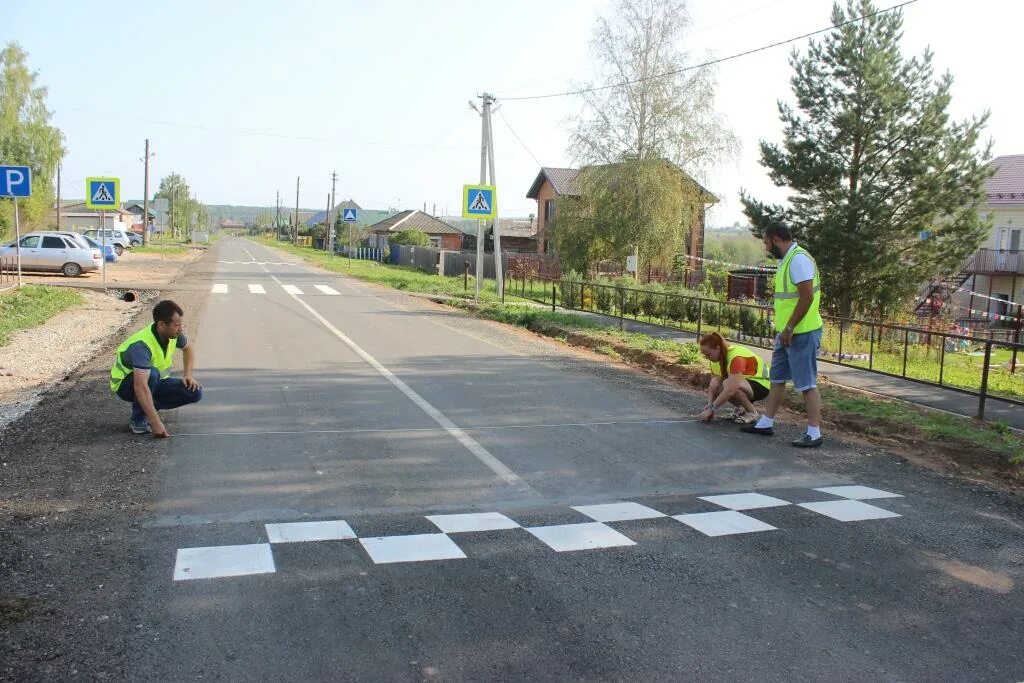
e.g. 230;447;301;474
7;237;1022;681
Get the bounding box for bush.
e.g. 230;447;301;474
389;230;431;247
639;283;666;319
560;269;584;309
595;281;614;313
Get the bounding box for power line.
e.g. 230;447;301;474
496;109;543;167
499;0;920;102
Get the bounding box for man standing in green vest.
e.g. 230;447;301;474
742;221;824;447
110;300;203;437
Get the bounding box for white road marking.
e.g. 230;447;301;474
572;502;667;523
426;512;521;533
248;284;266;294
171;418;698;438
526;522;636;552
674;511;777;537
173;544;275;581
282;284;303;295
359;533;467;564
812;486;904;500
698;493;792;510
798;500;901;522
211;283;228;294
314;285;340;295
239;244;529;489
265;520;356;543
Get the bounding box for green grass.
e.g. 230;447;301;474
131;244;189;255
0;285;83;347
824;387;1023;464
254;237;517;302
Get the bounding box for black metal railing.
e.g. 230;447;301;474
507;274;1024;419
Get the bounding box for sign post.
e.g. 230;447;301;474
1;165;32;288
86;177;120;290
462;184;497;302
342;208;358;267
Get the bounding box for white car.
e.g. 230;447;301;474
82;228;132;256
0;231;102;277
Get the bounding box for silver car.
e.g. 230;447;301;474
0;231;102;277
82;228;131;256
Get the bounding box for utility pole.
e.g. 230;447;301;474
275;190;281;240
55;164;62;230
294;176;300;243
471;92;503;299
328;171;337;253
142;139;153;245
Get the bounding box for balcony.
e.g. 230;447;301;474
962;249;1024;275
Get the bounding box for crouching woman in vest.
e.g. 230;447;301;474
696;332;771;424
110;300;203;437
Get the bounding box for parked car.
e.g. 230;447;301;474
80;233;118;262
126;232;144;247
0;231;102;276
82;228;132;256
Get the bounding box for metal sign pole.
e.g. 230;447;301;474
101;210;107;289
14;197;23;287
476;219;485;302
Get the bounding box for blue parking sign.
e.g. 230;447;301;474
0;166;32;198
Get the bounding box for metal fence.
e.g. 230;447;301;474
0;256;17;284
508;275;1024;419
337;245;385;262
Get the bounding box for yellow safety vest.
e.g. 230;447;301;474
773;244;823;333
110;326;177;393
711;345;770;390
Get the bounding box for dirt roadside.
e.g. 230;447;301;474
0;249;212;681
15;245;205;289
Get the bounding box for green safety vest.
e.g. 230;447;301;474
711;344;770;390
110;326;176;393
773;244;823;334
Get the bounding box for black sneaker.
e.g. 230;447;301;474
740;424;774;436
129;418;152;434
792;434;823;448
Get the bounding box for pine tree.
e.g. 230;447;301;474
741;0;992;319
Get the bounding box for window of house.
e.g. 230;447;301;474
544;200;556;223
429;236;441;248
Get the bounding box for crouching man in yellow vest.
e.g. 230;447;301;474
696;332;770;424
110;300;203;437
741;221;824;448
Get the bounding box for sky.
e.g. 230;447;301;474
4;0;1023;226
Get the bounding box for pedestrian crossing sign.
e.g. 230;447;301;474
462;184;496;219
85;177;120;210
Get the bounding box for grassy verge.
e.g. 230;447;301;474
466;303;1024;469
253;236;514;302
131;245;189;256
0;285;84;347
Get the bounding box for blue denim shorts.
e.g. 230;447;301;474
770;327;822;392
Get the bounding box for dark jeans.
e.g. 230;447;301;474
116;368;203;422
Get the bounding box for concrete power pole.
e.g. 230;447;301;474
328;171;337;252
294;176;300;243
472;93;504;298
56;164;62;230
142;139;152;245
275;190;281;240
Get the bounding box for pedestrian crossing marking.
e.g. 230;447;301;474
282;285;303;295
314;285;340;295
248;284;266;294
209;283;341;295
211;284;228;293
172;485;905;580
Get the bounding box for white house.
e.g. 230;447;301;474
950;155;1024;323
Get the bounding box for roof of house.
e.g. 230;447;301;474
59;201;131;215
303;199;365;226
985;155;1024;203
368;210;462;235
498;220;537;239
526;162;718;203
526;167;581;199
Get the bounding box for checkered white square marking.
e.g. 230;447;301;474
211;283;228;294
526;522;637;552
314;285;340;295
282;284;303;295
265;520;356;543
359;533;467;564
174;544;275;581
699;493;792;510
572;502;667;522
248;284;266;294
426;512;521;533
813;486;903;500
674;511;777;537
799;500;901;522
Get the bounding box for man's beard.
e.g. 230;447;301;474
768;244;784;259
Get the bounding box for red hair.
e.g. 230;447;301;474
699;332;730;380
